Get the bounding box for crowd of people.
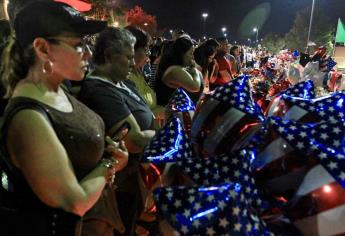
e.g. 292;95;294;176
0;1;343;236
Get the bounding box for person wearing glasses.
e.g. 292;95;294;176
78;27;156;236
125;26;166;129
0;2;128;236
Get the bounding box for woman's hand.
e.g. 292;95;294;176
152;106;167;129
104;136;128;172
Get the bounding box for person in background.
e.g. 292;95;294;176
0;2;128;235
78;27;156;236
148;40;173;90
155;36;203;105
125;25;166;128
211;36;232;90
171;28;185;40
193;38;219;93
229;45;242;77
0;19;11;116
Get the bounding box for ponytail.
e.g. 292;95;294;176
0;35;35;98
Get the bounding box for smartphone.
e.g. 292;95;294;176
111;121;131;142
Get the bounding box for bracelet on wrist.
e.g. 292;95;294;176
99;158;119;169
98;158;119;184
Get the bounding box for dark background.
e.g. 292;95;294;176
125;0;345;43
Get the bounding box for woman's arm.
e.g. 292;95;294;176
108;113;155;154
7;109;127;217
162;65;202;92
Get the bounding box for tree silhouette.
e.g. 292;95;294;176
285;7;334;52
262;33;286;54
125;5;158;36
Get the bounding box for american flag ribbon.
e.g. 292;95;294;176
141;116;193;164
167;88;195;135
153;183;273;236
191;76;265;157
253;117;345;235
278;92;345;123
176;149;266;211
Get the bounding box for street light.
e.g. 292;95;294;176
253;27;259;44
222;27;226;36
306;0;315;52
202;12;208;38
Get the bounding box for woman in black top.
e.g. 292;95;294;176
78;27;156;236
0;2;128;235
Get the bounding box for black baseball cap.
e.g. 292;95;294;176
14;1;107;47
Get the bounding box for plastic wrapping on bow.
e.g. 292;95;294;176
266;80;315;117
287;63;303;85
176;149;265;211
167;88;195;134
303;61;327;87
141;116;192;164
153;183;273;236
191;76;265;157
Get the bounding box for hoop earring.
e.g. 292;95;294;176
42;60;53;75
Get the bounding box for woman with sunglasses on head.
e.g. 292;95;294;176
0;2;128;236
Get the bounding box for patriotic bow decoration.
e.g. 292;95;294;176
266;80;315;118
142;116;192;164
258;117;345;235
191;76;265;157
267;117;345;188
324;57;337;73
153;184;273;236
176;149;265;211
167;88;195;134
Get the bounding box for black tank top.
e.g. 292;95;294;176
0;93;105;236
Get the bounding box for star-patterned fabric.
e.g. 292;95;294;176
280;92;345;123
211;76;264;119
268;117;345;188
142;116;193;164
167;88;195;134
280;80;315;99
167;88;195;112
191;76;265;157
177;149;266;211
153;183;273;236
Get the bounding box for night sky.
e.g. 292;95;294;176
125;0;345;43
